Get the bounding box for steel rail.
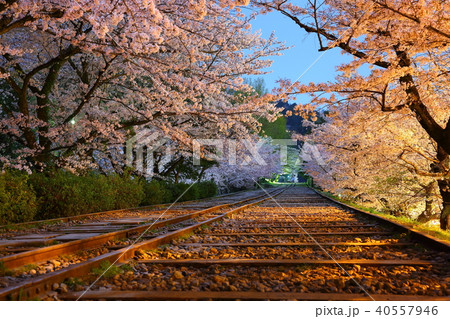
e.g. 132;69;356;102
6;186;448;301
137;258;436;267
0;187;287;300
108;242;413;249
116;187;447;301
59;290;450;301
0;188;282;269
0;188;252;230
311;188;450;252
198;232;394;236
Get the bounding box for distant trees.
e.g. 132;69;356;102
204;138;281;192
244;78;291;140
254;0;450;229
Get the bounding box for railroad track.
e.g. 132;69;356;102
56;186;449;301
0;186;285;300
0;188;253;232
0;188;273;258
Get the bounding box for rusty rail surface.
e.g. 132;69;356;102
0;187;286;300
312;189;450;252
4;186;449;301
88;186;447;301
0;188;251;230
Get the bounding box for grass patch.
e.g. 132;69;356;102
373;213;450;241
179;232;194;240
0;220;63;232
0;261;13;276
320;190;450;242
91;260;123;278
45;240;60;246
21;263;38;272
5;263;40;276
119;264;134;272
26;296;41;301
63;277;84;288
145;248;161;253
1;225;30;232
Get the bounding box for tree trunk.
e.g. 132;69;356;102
438;180;450;230
174;172;179;184
198;166;206;181
434;146;450;230
416;182;438;223
34;62;63;165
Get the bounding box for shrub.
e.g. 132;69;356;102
0;170;38;224
77;173;117;213
141;180;218;205
1;169;217;223
30;170;144;219
30;170;88;219
197;180;218;199
107;172;144;209
142;180;170;206
166;182;199;202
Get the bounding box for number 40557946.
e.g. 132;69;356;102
375;306;438;316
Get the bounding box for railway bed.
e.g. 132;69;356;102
2;186;449;301
59;186;449;301
0;187;284;299
0;188;271;255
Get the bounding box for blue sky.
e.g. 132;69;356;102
245;9;352;93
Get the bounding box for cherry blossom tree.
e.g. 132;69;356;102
0;0;285;172
253;0;450;229
299;101;441;221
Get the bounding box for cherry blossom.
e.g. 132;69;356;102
0;1;286;173
254;0;450;229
